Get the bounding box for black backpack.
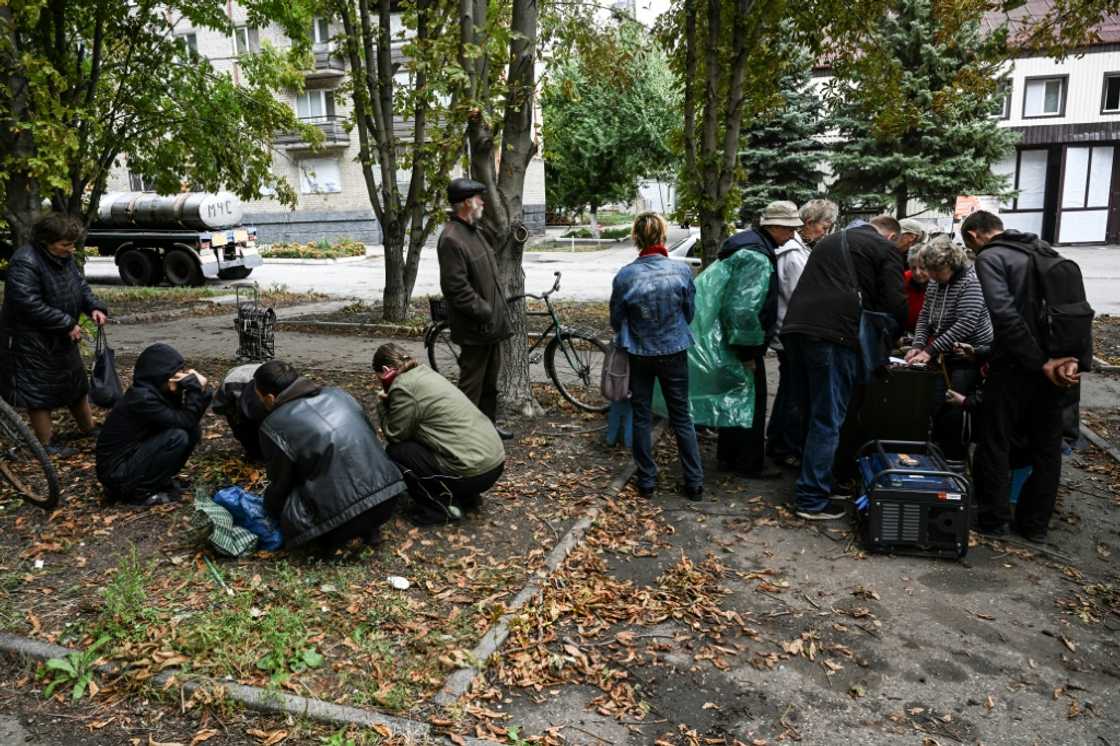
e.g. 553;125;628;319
1001;240;1095;369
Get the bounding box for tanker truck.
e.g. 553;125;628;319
86;191;262;286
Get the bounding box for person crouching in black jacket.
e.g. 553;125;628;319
254;361;405;552
96;344;212;507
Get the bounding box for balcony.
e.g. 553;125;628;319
306;45;346;81
275;116;350;151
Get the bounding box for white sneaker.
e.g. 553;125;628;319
796;502;847;520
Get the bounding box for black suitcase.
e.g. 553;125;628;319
855;440;972;559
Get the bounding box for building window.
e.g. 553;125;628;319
299;158;342;194
311;16;331;46
1103;73;1120;114
176;33;198;60
295;89;336;122
233;25;260;56
128;172;156;192
991;80;1011;119
1022;76;1066;118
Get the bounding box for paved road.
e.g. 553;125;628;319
85;241;1120;314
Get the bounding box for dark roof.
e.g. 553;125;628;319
983;1;1120;47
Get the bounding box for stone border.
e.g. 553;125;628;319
0;421;652;743
1093;355;1120;373
433;422;658;706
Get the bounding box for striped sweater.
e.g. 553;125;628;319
912;265;994;354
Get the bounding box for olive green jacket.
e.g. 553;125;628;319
379;365;505;477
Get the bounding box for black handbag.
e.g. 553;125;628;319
839;229;898;382
89;326;123;408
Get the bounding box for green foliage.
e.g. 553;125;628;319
737;45;828;225
261;238;366;259
98;546;158;641
40;636;108;701
823;0;1019;216
0;0;317;242
542;20;677;215
254;607;324;685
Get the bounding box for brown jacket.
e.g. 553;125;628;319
437;217;511;346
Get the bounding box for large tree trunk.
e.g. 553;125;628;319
895;185;909;219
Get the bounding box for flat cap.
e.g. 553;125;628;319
447;178;486;205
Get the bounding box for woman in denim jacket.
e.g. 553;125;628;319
609;213;704;501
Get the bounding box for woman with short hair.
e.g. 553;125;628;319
610;212;703;501
904;235;994;459
0;212;108;455
373;342;505;524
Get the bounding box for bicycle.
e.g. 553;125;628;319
0;397;61;510
424;271;610;413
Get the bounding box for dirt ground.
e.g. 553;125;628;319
0;350;624;745
1093;315;1120;366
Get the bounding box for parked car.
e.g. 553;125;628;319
667;232;701;270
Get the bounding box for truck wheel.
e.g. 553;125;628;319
163;249;203;287
118;250;158;286
218;267;253;280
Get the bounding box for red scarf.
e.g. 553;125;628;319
639;244;668;258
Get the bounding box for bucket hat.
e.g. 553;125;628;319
758;201;803;228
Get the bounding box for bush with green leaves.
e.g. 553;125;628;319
262;238;367;259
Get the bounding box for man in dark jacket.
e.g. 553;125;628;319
96;344;211;506
715;201;801;478
962;210;1082;543
781;216;908;519
255;361;405;551
436;178;513;439
211;363;266;462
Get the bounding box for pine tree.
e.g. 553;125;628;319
737;48;828;225
824;0;1018;217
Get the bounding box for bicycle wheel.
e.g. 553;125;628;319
0;399;61;510
426;322;462;384
544;330;610;413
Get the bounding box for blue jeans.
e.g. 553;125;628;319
629;351;703;491
784;334;859;512
765;348;801;460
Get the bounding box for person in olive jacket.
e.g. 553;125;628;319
0;212;108;455
373;343;505;525
254;360;405;551
436;178;512;439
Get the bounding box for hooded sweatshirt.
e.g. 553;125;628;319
95;343;213;479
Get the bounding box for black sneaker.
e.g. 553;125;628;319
130;491;180;508
45;444;78;458
1016;526;1049;544
795;501;847;520
975;522;1010;538
682;484;703;502
636;484;655;499
495;426;514;441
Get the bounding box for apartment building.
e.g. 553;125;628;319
990;18;1120;245
105;7;547;245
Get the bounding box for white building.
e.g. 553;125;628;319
988;13;1120;245
106;6;547;244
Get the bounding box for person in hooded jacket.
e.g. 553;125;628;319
211;363;266;462
254;360;405;551
0;213;108;456
96;344;212;507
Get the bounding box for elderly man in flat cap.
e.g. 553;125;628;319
436;178;513;440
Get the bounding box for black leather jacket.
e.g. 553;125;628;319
974;230;1047;372
260;379;405;547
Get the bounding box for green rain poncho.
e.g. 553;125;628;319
655;248;772;427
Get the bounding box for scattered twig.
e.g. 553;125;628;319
564;724;612;744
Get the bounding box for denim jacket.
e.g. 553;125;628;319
609;255;695;357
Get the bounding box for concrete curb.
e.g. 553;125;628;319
0;632;492;745
432;421;662;706
1093;355;1120;372
1079;422;1120;464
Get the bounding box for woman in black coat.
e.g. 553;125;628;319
0;213;108;454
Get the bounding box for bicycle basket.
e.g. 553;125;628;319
429;296;448;323
233;282;276;362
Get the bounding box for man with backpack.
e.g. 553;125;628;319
961;211;1092;544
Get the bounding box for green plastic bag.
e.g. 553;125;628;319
654;248;772;428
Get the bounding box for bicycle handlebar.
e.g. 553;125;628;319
507;272;562;304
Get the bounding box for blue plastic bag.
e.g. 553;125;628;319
212;486;284;550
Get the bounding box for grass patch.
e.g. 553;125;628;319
559;226;630;240
95;286;224;303
96;546;160;642
262;238;367;259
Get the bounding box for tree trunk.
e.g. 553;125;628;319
382;228;409;320
589;205;600;239
895;185;909;219
699;207;725;266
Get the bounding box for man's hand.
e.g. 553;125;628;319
1042;357;1079;387
68;324;82;342
905;348;931;366
953;342;975;360
945;389;966;407
91;310;107;326
186;369;208;388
